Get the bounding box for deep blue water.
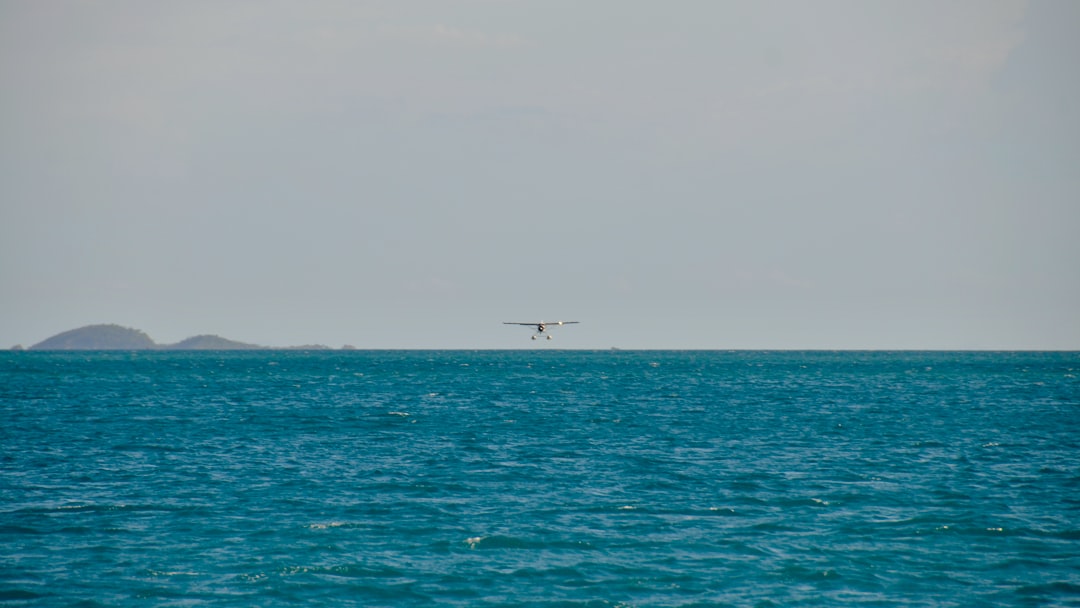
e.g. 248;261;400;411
2;350;1079;607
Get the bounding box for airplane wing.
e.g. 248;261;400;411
502;321;579;325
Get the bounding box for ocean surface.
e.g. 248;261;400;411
2;350;1079;607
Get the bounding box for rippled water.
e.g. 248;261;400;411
2;350;1079;606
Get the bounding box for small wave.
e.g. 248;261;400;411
17;503;185;515
1049;528;1080;540
462;535;539;550
779;563;843;582
271;564;407;579
0;524;43;535
308;521;351;530
0;590;47;601
462;535;595;551
109;442;185;453
1016;581;1080;598
508;565;586;581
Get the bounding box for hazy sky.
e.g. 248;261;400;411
2;1;1078;349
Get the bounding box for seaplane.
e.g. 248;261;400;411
503;321;579;340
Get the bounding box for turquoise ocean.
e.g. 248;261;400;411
2;350;1078;606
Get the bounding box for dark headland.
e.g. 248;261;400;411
19;324;343;351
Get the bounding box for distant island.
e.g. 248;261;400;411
20;324;343;351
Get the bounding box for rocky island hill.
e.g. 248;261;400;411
22;324;339;351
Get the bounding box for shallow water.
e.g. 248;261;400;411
2;350;1079;606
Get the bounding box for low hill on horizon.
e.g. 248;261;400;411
30;324;157;350
26;324;331;351
168;334;265;350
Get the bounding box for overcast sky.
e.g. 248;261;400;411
2;1;1077;349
